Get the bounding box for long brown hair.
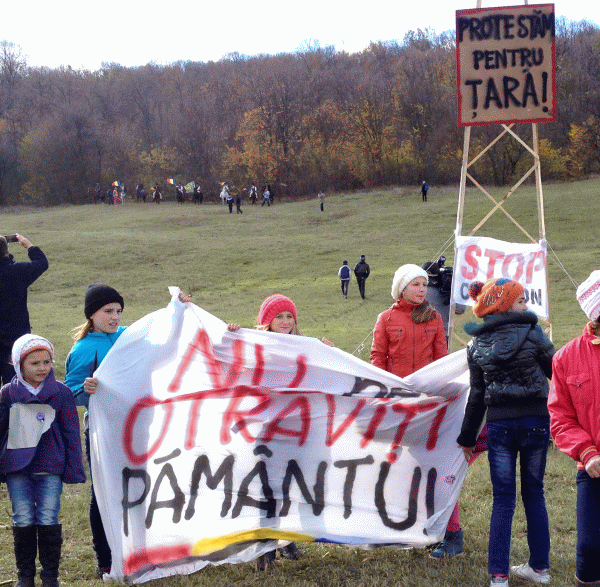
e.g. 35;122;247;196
411;300;438;324
589;318;600;337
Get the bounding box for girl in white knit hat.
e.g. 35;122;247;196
371;263;447;378
1;334;86;587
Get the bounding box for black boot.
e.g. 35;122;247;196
278;542;301;560
255;549;276;571
37;524;62;587
12;525;37;587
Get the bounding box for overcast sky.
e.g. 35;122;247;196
2;1;598;70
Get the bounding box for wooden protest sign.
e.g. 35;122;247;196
456;4;556;126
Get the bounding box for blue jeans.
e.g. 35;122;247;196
6;473;62;527
487;416;550;575
85;427;112;569
576;470;600;582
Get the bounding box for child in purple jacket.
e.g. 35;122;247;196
0;334;86;587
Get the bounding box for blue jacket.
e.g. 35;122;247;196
64;327;126;407
0;370;86;483
339;265;351;280
0;247;49;345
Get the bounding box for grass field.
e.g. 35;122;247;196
0;179;597;586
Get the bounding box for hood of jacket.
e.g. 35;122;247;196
465;311;538;364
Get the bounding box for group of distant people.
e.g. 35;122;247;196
220;183;276;213
91;182;206;205
174;182;204;204
338;255;371;299
92;183;128;205
2;231;600;587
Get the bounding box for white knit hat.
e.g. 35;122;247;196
577;270;600;320
391;264;428;300
11;334;54;365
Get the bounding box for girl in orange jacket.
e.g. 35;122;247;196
371;264;472;558
370;264;447;378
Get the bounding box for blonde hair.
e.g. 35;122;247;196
257;323;303;336
71;319;94;341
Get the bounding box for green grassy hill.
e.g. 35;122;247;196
0;179;596;586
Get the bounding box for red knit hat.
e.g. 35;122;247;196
469;278;524;317
257;294;298;327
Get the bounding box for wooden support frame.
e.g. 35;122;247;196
448;120;551;349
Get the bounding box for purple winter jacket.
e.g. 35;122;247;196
0;370;86;483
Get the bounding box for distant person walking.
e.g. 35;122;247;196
152;184;161;204
136;183;144;202
193;185;203;204
235;194;243;214
261;186;271;207
421;181;429;202
176;183;185;204
338;260;351;298
354;255;370;300
318;191;325;212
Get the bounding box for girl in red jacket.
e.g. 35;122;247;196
371;264;447;377
371;264;479;558
549;270;600;586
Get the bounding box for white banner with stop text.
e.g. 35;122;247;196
451;236;548;318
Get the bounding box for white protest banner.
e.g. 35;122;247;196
451;236;548;318
90;289;470;584
456;4;556;126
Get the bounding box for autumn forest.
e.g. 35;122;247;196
0;18;598;206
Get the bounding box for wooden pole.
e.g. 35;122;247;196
447;127;470;349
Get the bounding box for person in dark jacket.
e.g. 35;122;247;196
457;278;555;587
354;255;370;300
0;234;49;386
0;334;86;587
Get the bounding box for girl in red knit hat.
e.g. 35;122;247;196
457;278;555;587
228;293;333;570
256;294;301;335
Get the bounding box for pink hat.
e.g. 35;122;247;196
257;294;298;327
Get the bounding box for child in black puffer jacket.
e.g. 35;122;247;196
457;278;555;587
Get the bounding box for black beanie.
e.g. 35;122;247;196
84;284;124;319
